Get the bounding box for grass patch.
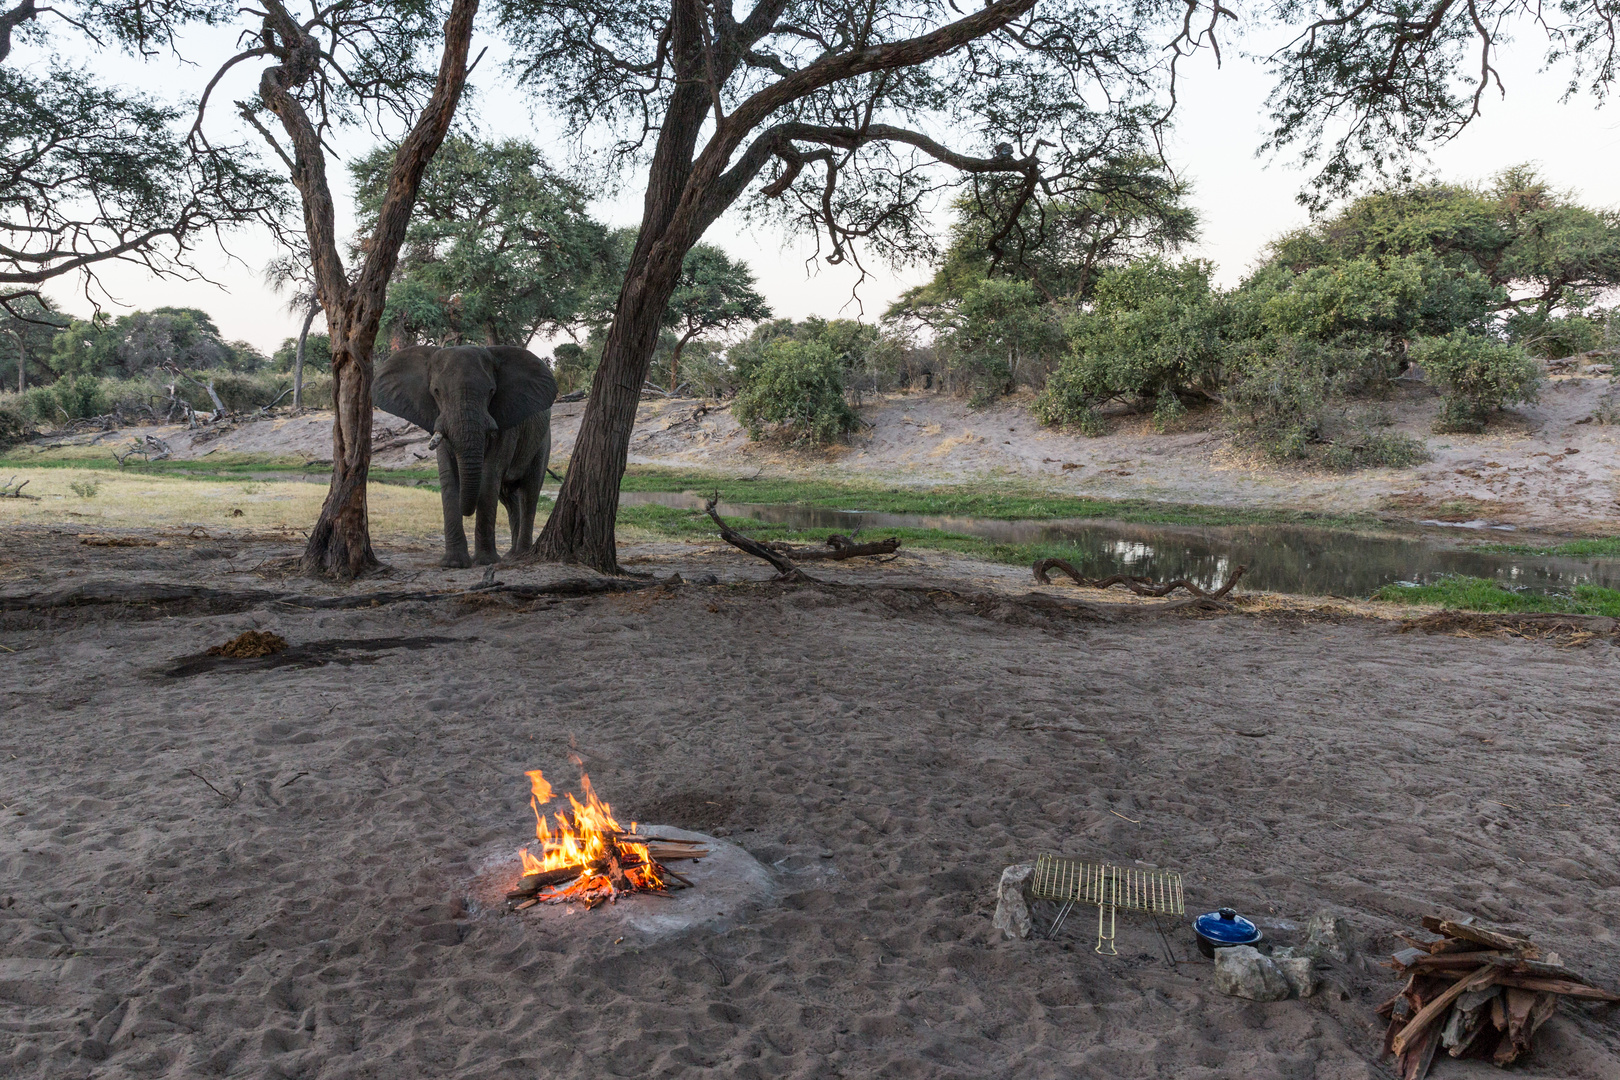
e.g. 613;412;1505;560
0;466;447;540
0;446;439;487
1374;575;1620;617
1469;537;1620;558
616;466;1388;530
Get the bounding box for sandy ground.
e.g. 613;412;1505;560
1;531;1618;1079
26;369;1617;534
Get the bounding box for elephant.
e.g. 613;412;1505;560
373;344;558;567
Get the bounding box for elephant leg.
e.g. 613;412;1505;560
471;446;504;565
518;426;550;554
437;444;471;568
501;488;525;556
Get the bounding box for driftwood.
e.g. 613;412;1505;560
1033;559;1247;599
766;534;902;561
704;496;817;583
1383;914;1620;1078
0;476;35;499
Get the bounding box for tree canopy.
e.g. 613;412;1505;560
0;0;285;317
352;136;611;349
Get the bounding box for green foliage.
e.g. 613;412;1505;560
272;333;332;372
69;479;100;499
1034;259;1224;425
891;161;1197;399
0;398;32;447
45;308;262;378
0;292;69;390
1410;332;1542;433
552;342;594;395
0;61;285;294
353;137;610;347
1375;576;1620;618
732;339;861;445
728;317;883;387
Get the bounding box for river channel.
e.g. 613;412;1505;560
618;491;1619;597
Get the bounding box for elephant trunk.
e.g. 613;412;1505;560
446;403;495;518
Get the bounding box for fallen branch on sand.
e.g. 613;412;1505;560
704;496;817;583
766;533;902;561
0;476;36;499
1378;914;1620;1077
1032;559;1247;600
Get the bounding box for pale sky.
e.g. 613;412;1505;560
21;19;1620;354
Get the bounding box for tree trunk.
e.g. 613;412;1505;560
264;0;478;578
293;302;316;408
15;337;23;393
669;331;695;394
533;260;684;571
302;323;378;577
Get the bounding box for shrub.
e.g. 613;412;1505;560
69;480;99;498
1411;332;1542;433
732;339;860;445
0;397;32;447
1034;259;1224;426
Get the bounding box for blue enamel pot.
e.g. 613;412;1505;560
1193;908;1263;958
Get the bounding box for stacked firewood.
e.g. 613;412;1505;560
1379;915;1620;1078
504;833;709;910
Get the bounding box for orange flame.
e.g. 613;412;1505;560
516;766;664;904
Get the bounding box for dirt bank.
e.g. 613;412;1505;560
0;532;1617;1078
23;371;1617;534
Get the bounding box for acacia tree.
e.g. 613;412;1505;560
198;0;480;577
662;243;771;392
1;0;285;319
502;0;1184;570
351;136;609;350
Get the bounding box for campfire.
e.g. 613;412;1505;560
505;767;708;910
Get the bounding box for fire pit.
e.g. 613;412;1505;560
504;768;709;910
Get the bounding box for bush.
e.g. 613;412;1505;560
732;339;861;445
69;480;99;498
1034;259;1224;425
0;397;32;447
1411;332;1542;434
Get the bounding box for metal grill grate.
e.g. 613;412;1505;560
1030;856;1184;954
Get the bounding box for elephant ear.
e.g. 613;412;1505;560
372;346;438;432
488;346;558;429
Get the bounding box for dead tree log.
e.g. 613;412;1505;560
1033;559;1246;599
766;535;901;560
704;496;816;583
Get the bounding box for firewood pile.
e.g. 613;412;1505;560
504;831;710;910
1379;915;1620;1078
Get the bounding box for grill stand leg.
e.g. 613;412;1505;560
1095;902;1118;955
1047;901;1075;940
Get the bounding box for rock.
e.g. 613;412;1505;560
1306;910;1352;961
992;863;1036;940
1273;955;1320;998
1214;945;1291;1001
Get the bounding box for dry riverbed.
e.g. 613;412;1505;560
0;530;1617;1078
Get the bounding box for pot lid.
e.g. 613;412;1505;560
1194;908;1262;945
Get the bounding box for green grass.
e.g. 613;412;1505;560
614;466;1388;530
1374;576;1620;617
1469;537;1620;558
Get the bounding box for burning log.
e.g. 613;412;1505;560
503;767;709;910
1381;914;1620;1078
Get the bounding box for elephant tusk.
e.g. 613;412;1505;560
427;432;443;450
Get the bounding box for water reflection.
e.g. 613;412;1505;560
618;491;1618;597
